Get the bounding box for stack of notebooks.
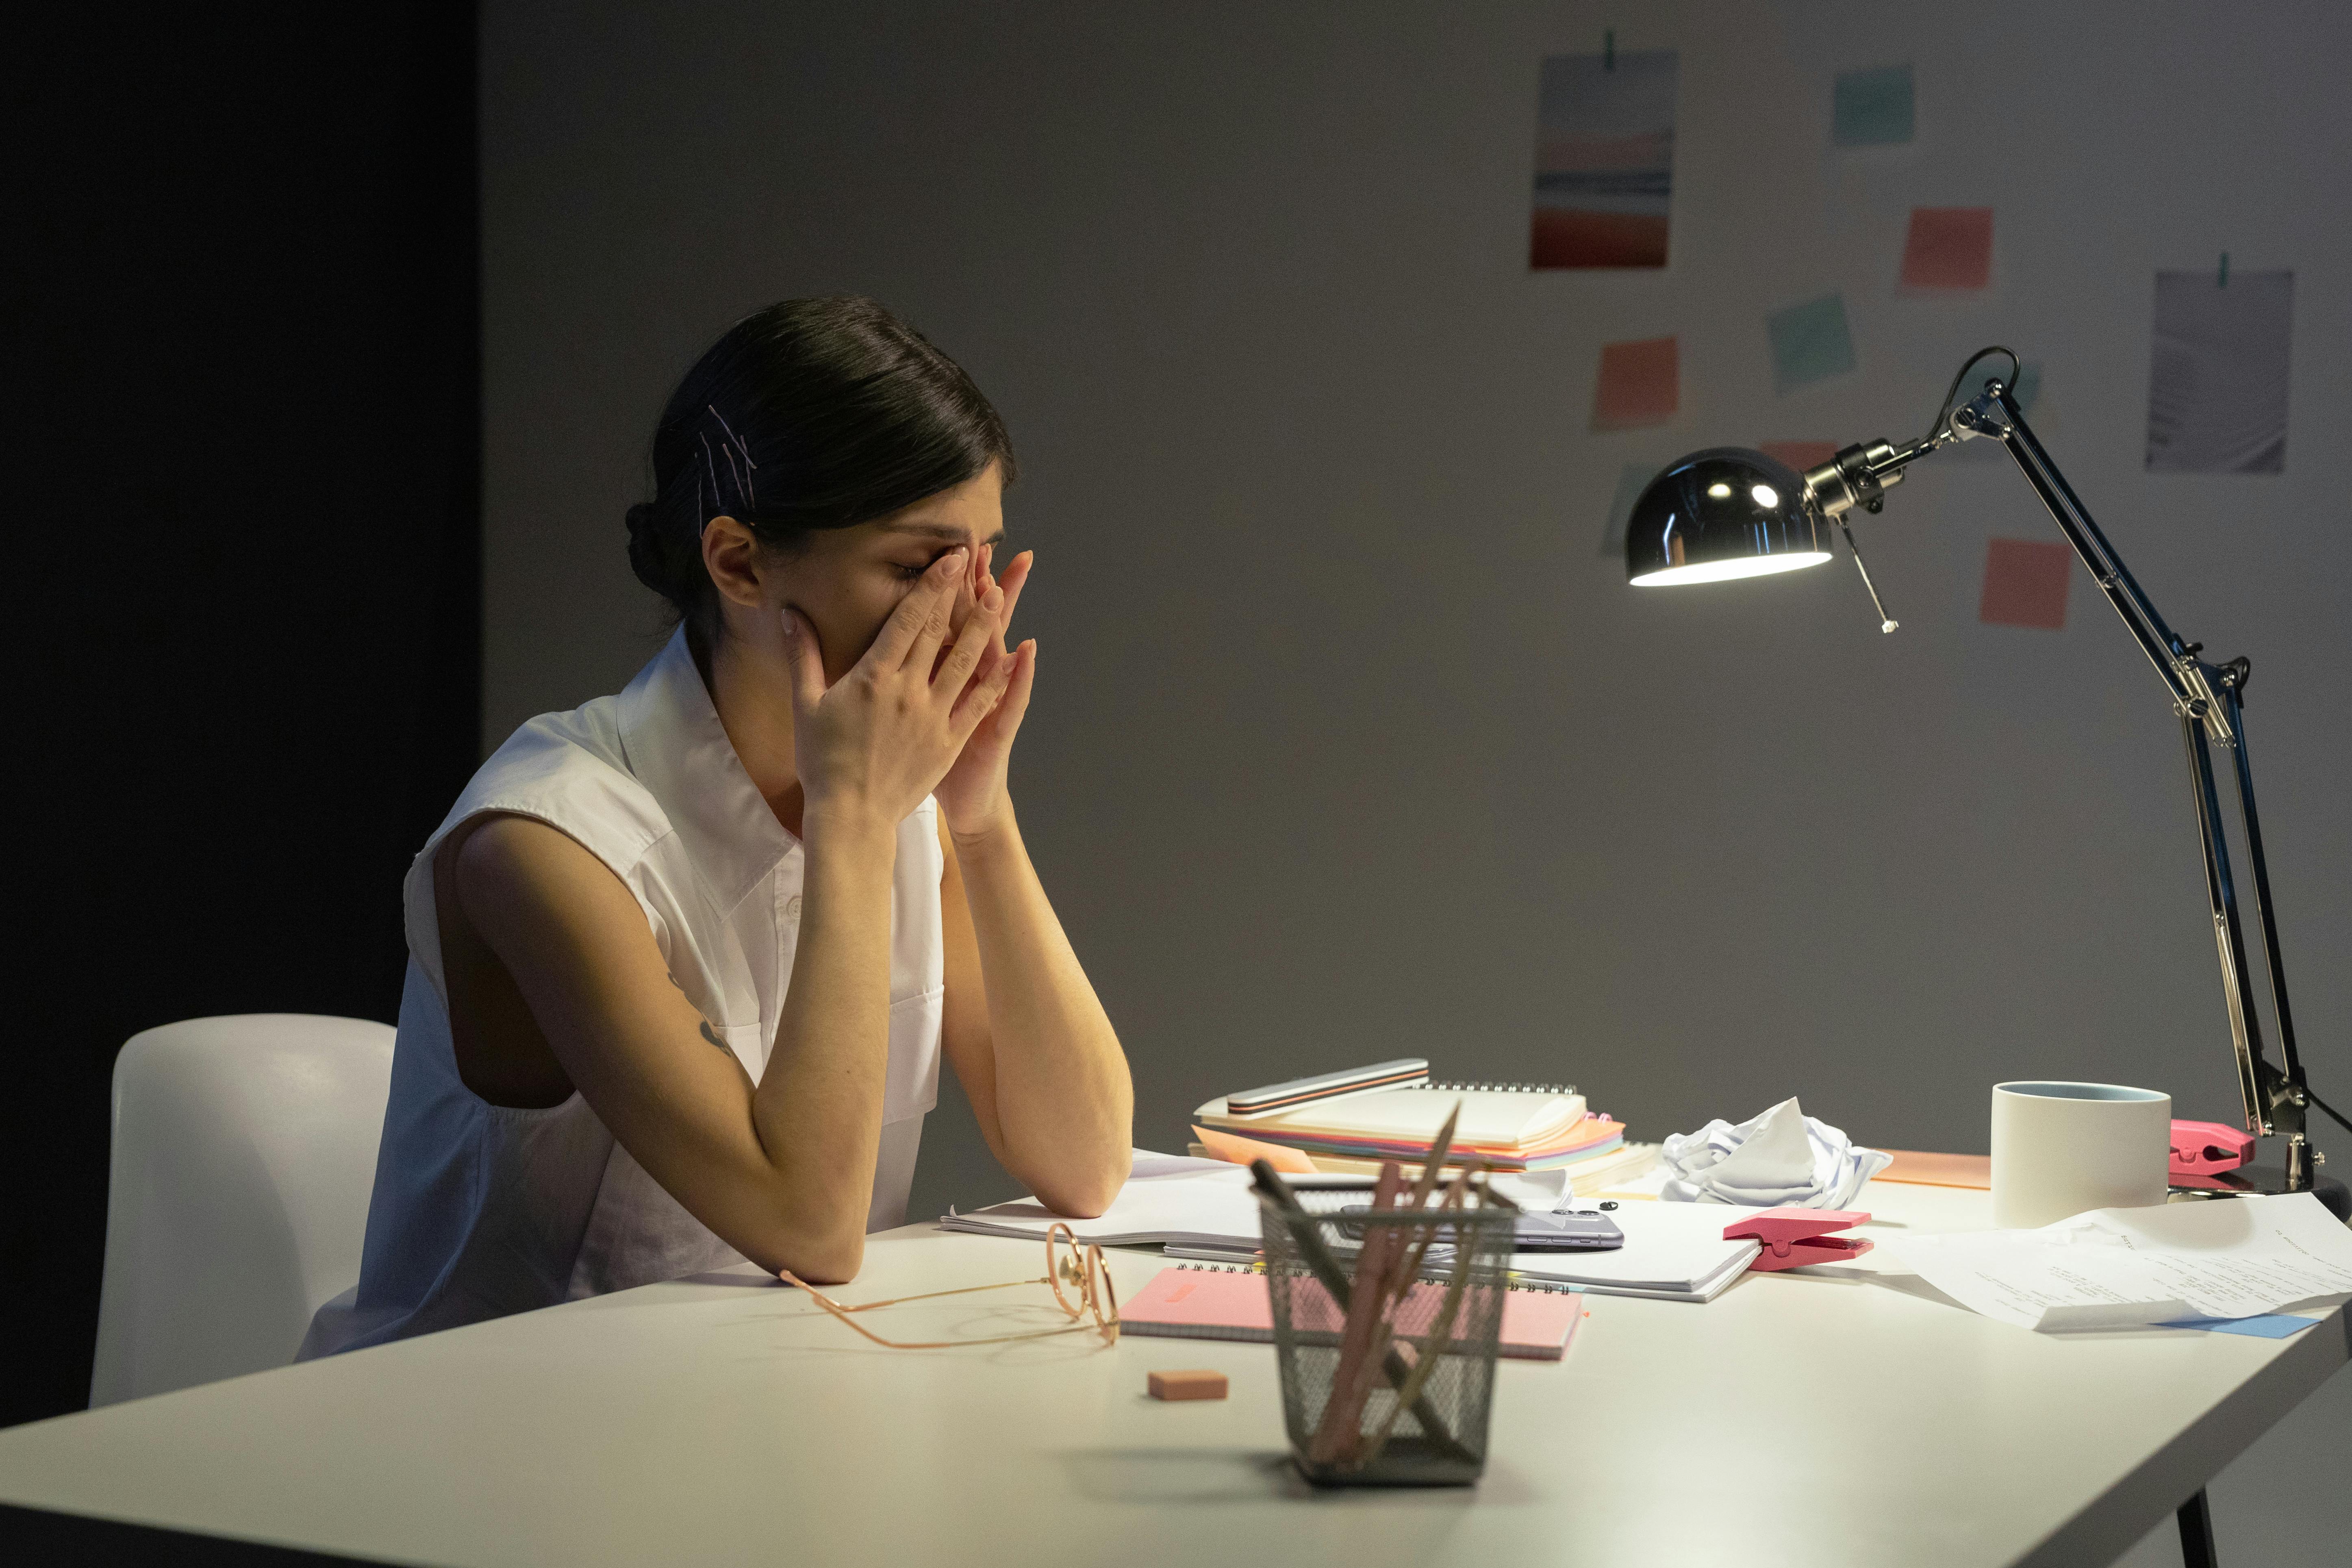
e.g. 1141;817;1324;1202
1189;1058;1658;1194
1122;1263;1587;1360
1162;1200;1760;1303
938;1153;1759;1304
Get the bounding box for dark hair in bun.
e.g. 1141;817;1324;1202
626;295;1014;640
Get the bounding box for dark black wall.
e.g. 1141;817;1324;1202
3;6;480;1426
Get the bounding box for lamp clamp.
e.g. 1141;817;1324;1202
1800;437;1936;520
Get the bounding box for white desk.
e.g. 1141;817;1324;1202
1;1181;2343;1566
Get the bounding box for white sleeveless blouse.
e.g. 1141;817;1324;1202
299;628;943;1359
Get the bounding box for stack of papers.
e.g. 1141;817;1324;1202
942;1153;1759;1305
1194;1086;1621;1171
1885;1192;2352;1332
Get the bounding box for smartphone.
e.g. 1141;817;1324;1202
1511;1210;1624;1251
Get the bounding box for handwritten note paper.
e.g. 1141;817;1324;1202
1900;207;1993;290
2146;268;2293;473
1767;295;1856;393
1833;64;1915;146
1888;1193;2352;1332
1592;337;1679;430
1979;538;2072;629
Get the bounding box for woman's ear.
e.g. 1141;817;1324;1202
701;516;766;609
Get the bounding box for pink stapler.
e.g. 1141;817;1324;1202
2170;1119;2255;1180
1722;1208;1873;1272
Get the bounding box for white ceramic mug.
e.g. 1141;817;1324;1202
1991;1081;2172;1229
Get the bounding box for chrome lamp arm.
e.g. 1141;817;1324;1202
1818;374;2341;1205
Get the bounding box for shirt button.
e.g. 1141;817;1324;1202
784;895;803;922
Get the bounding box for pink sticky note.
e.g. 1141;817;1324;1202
1901;208;1994;290
1980;538;2071;628
1592;337;1679;430
1760;441;1839;474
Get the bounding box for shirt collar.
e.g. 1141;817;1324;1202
616;626;798;914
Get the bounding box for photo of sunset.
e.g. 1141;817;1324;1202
1531;49;1677;270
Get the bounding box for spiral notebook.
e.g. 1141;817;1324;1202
1121;1263;1586;1361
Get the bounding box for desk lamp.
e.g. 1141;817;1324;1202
1623;346;2350;1218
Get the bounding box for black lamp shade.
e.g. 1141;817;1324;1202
1624;447;1833;586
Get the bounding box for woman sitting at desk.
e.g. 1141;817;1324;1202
303;297;1134;1357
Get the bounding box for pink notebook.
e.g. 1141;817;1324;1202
1122;1264;1585;1361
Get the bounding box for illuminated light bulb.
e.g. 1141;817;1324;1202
1751;484;1781;508
1707;482;1733;498
1629;552;1831;587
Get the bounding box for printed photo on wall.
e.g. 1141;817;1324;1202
1531;50;1677;269
2146;268;2293;474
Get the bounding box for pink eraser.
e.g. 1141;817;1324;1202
1148;1369;1229;1402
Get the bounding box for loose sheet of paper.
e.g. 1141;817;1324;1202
2145;268;2293;473
1886;1193;2352;1331
942;1152;1264;1247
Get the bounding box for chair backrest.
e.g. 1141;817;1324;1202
89;1014;395;1407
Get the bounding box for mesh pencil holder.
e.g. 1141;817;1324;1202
1260;1185;1515;1486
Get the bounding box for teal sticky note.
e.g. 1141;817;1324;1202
1601;463;1662;556
2010;361;2041;414
1767;294;1857;393
1833;64;1914;147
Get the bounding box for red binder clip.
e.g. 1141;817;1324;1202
1722;1208;1873;1272
2170;1119;2254;1180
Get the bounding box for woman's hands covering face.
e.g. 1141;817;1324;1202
780;549;1018;836
932;543;1036;840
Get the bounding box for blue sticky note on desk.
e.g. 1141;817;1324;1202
2159;1314;2319;1339
1833;64;1914;146
1767;294;1857;393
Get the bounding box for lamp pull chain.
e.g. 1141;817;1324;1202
1837;519;1899;632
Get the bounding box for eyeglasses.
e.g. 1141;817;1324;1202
778;1222;1121;1350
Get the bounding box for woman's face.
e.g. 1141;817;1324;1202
714;462;1006;684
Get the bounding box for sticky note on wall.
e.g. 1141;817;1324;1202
1979;539;2072;629
1601;462;1664;555
2007;361;2042;415
1900;208;1993;290
1766;295;1856;393
1833;64;1914;146
1592;337;1679;430
1759;441;1839;475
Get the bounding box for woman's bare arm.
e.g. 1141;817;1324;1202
453;811;895;1282
453;552;1012;1283
937;810;1131;1217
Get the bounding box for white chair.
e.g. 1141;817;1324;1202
89;1014;395;1407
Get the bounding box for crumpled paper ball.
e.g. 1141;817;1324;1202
1660;1096;1892;1208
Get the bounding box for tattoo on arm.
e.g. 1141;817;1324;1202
671;973;728;1053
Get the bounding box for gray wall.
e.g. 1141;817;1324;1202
483;2;2352;1555
484;0;2352;1204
